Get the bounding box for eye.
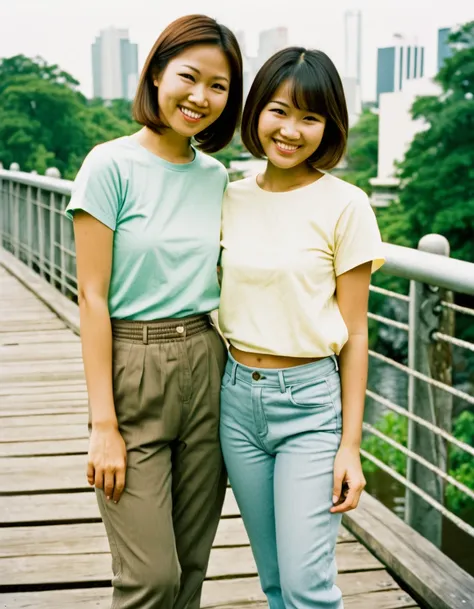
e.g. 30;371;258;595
212;83;227;91
304;115;320;122
179;73;195;82
270;108;285;115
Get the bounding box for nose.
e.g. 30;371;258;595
280;120;300;140
188;84;208;108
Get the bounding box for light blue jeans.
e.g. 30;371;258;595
220;352;343;609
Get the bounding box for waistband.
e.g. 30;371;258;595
224;350;338;390
111;314;211;344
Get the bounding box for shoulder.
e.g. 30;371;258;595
320;173;370;208
89;136;135;162
78;137;132;177
195;151;228;179
227;176;255;192
223;177;257;209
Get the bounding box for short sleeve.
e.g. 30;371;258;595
334;193;385;276
65;147;122;230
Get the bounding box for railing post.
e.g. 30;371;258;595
406;234;454;546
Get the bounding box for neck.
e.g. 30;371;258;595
133;126;194;163
259;161;322;192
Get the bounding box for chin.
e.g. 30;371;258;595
267;154;302;169
170;122;200;138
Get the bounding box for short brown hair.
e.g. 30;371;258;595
133;14;243;154
242;47;348;169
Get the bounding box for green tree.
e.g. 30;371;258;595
0;55;136;178
341;108;379;194
0;55;80;94
212;132;247;168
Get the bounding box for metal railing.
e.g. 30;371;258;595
1;167;474;550
0;169;78;298
364;238;474;546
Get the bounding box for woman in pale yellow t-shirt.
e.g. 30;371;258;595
218;48;384;609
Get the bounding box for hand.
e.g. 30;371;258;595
87;424;127;503
330;445;366;513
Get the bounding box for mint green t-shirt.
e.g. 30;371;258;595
65;136;228;320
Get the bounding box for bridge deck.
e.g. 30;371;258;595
0;266;419;608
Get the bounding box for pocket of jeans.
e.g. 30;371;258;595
288;377;332;407
326;371;342;431
221;369;232;390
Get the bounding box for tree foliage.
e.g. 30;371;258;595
0;55;136;178
340;108;379;194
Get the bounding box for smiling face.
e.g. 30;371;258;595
154;44;231;138
257;80;327;170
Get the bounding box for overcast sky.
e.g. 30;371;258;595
1;0;472;101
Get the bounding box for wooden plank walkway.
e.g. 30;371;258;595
0;266;419;608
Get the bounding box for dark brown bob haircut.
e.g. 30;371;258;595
133;14;243;153
242;47;348;169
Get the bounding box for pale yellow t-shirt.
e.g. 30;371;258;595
218;173;385;358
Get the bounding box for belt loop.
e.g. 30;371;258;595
230;361;238;385
332;354;339;372
278;370;285;393
142;325;148;345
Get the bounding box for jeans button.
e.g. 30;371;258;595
252;371;261;381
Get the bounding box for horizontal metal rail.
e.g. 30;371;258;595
441;300;474;317
369;284;410;302
367;312;409;331
381;242;474;296
433;332;474;353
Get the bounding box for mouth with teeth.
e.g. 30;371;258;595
273;139;301;154
179;106;205;123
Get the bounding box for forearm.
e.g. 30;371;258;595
338;332;368;449
79;294;117;429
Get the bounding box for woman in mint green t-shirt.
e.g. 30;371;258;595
65;15;242;609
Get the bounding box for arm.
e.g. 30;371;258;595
73;211;126;503
330;260;372;513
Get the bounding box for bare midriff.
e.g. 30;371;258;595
230;345;325;369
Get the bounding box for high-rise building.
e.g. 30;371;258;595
437;27;453;71
343;10;363;124
257;27;288;68
370;77;440;206
235;30;247;57
92;27;139;101
376;38;425;104
344;10;362;90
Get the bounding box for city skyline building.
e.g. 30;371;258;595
343;10;363;125
437;27;453;71
376;37;425;104
92;27;138;101
344;10;362;88
257;26;288;68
